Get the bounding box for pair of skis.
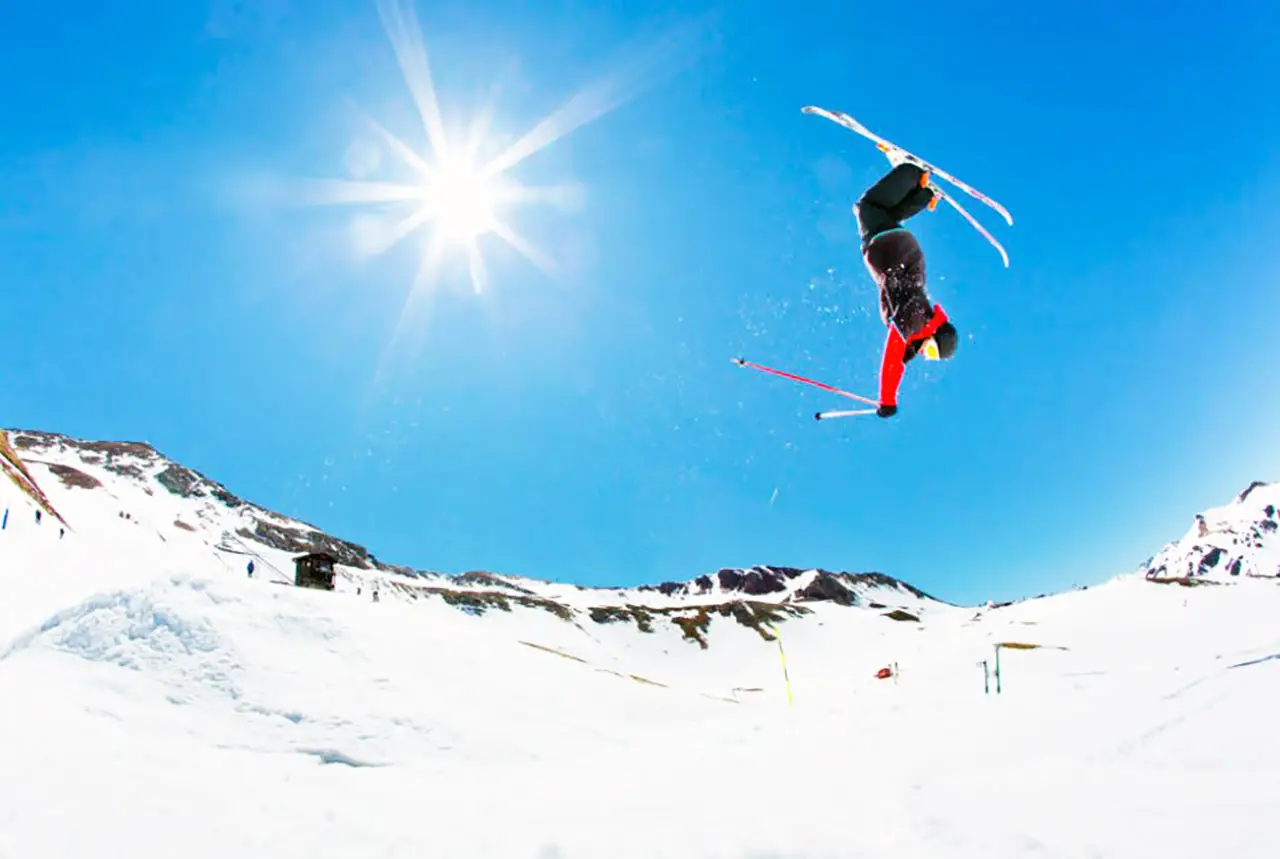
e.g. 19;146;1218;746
801;105;1014;267
735;106;1014;420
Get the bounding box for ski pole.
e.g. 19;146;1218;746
733;358;878;406
815;408;878;421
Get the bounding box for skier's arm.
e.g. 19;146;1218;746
879;326;908;410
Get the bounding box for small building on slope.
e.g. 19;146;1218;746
294;552;337;591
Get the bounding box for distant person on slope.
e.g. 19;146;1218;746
854;159;959;418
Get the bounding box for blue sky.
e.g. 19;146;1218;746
2;0;1278;604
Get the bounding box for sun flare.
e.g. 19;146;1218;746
289;0;703;367
419;157;500;243
295;0;597;306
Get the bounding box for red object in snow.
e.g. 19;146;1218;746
875;667;893;679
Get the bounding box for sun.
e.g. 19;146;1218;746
295;0;594;304
418;156;499;243
289;0;703;363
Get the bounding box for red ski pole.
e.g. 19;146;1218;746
733;358;878;407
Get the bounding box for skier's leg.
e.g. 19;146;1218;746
855;163;929;242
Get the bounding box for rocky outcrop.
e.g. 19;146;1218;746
148;461;244;507
1;431;69;524
796;571;859;606
455;571;537;594
1238;481;1269;503
635;565;941;606
237;519;374;570
1143;482;1279;582
588;601;809;648
46;463;102;490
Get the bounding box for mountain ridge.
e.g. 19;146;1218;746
4;427;1276;628
0;428;950;640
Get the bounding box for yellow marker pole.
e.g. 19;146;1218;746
768;624;794;706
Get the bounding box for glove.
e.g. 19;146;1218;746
877;404;897;418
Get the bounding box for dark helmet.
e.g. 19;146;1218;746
933;321;958;359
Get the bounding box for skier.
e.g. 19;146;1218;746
854;159;958;417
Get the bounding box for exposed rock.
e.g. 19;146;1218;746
585;600;807;645
237;519;372;569
46;463;101;490
153;462;242;506
455;571;535;594
884;609;921;622
155;463;202;497
14;433;156;481
108;462;147;480
795;572;859;606
672;610;712;649
632;565;940;606
77;440;156;459
716;567;788;595
725;601;802;637
1148;576;1223;587
210;485;243;507
1198;547;1225;575
590;605;655;633
1237;481;1269;503
437;588;573;621
9;434;38;450
376;561;423;578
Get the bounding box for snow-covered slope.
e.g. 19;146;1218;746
2;428;1277;858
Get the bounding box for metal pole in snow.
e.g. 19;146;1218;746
768;624;794;706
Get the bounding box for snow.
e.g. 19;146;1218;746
2;433;1278;858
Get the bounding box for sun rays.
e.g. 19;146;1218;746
285;0;709;373
310;42;557;298
309;0;655;295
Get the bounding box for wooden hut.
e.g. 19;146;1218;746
294;552;337;591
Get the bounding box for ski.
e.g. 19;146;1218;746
733;358;878;408
938;189;1010;268
802;105;1013;226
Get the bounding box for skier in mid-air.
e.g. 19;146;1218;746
854;158;958;418
735;108;1008;420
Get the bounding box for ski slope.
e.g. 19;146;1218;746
1;431;1278;858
